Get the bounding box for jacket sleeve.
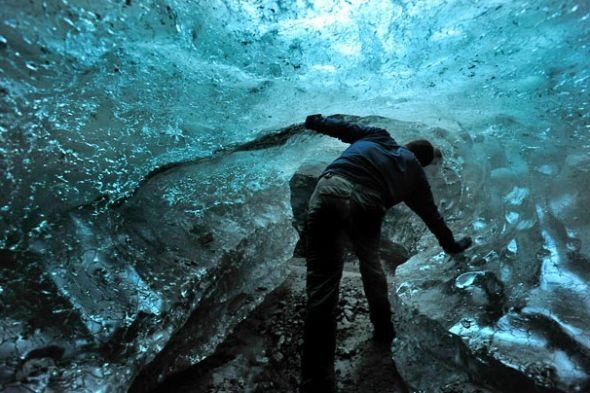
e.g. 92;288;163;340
404;165;457;251
305;116;389;144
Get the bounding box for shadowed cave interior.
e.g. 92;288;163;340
1;1;590;392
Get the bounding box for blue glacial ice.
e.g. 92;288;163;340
1;0;589;392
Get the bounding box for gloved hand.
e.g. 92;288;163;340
443;236;472;254
305;114;323;129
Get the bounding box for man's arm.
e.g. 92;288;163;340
305;114;389;144
405;166;471;254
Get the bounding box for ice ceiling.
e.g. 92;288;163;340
1;0;589;392
2;0;589;249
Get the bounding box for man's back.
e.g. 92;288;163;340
325;136;420;208
305;114;471;254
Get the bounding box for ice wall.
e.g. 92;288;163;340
1;0;589;392
2;0;588;251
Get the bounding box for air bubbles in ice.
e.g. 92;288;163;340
535;164;558;176
472;218;487;230
504;187;529;205
507;239;518;253
25;61;39;71
505;211;520;224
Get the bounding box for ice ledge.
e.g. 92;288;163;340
391;251;590;393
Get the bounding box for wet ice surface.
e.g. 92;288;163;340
391;115;590;391
1;0;590;392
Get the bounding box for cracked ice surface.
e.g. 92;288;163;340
1;0;589;392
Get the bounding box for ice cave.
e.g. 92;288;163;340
1;0;589;392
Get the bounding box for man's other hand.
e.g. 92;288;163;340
444;236;472;254
305;114;323;129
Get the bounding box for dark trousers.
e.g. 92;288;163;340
300;174;394;393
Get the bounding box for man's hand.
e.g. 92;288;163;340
444;236;472;254
305;114;323;129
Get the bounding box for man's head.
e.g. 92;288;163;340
405;139;440;167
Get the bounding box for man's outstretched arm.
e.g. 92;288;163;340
405;166;472;254
305;114;389;144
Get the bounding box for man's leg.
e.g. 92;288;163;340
301;194;345;393
349;203;394;342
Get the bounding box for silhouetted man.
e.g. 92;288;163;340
300;114;472;393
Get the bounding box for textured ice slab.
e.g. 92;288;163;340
392;249;590;392
0;128;318;392
390;116;590;392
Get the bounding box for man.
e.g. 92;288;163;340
300;114;472;393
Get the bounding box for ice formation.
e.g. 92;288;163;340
1;0;589;392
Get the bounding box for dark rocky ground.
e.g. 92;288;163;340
151;258;408;393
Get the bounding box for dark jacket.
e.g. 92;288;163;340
307;116;456;250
